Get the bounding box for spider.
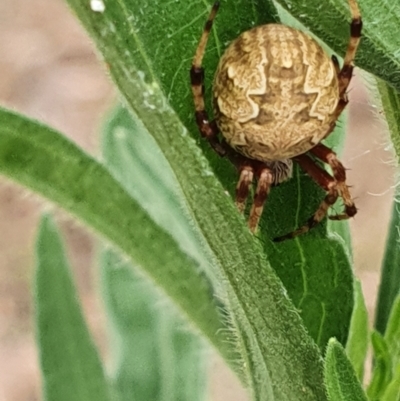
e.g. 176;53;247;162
190;0;362;241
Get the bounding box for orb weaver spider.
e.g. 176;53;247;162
190;0;362;241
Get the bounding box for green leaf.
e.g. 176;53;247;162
324;338;368;401
101;249;207;401
34;214;111;401
261;232;353;349
346;280;369;381
371;295;400;401
0;106;227;366
368;331;393;400
385;294;400;372
375;189;400;334
381;364;400;401
376;80;400;162
101;108;208;401
101;106;215;281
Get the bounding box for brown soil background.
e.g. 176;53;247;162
0;0;396;400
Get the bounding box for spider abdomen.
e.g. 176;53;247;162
213;24;339;162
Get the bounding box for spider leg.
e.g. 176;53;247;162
248;168;274;232
338;0;362;97
236;166;254;213
274;155;340;242
324;1;361;147
309;143;357;219
234;162;274;232
190;2;226;156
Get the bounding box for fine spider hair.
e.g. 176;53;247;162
190;0;362;241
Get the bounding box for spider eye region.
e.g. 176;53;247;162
212;24;340;162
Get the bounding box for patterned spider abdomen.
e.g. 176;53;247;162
213;24;339;162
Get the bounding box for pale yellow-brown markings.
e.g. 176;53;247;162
213;24;339;162
192;84;204;113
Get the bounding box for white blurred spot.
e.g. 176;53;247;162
90;0;105;13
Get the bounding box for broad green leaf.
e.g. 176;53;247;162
257;121;353;350
262;231;353;348
0;107;227;366
101;249;207;401
346;280;369;381
34;214;110;401
381;364;400;401
368;330;393;400
48;1;330;398
274;0;400;93
324;338;368;401
375;190;400;334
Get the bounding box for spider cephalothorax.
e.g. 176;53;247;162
190;1;362;240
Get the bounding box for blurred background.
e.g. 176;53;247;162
0;0;396;400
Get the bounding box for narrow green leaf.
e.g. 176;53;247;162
374;294;400;401
375;190;400;334
0;107;227;366
101;106;209;400
101;249;207;401
381;364;400;401
101;106;215;281
367;331;393;400
346;280;369;381
324;338;368;401
376;80;400;162
384;294;400;371
35;214;110;401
